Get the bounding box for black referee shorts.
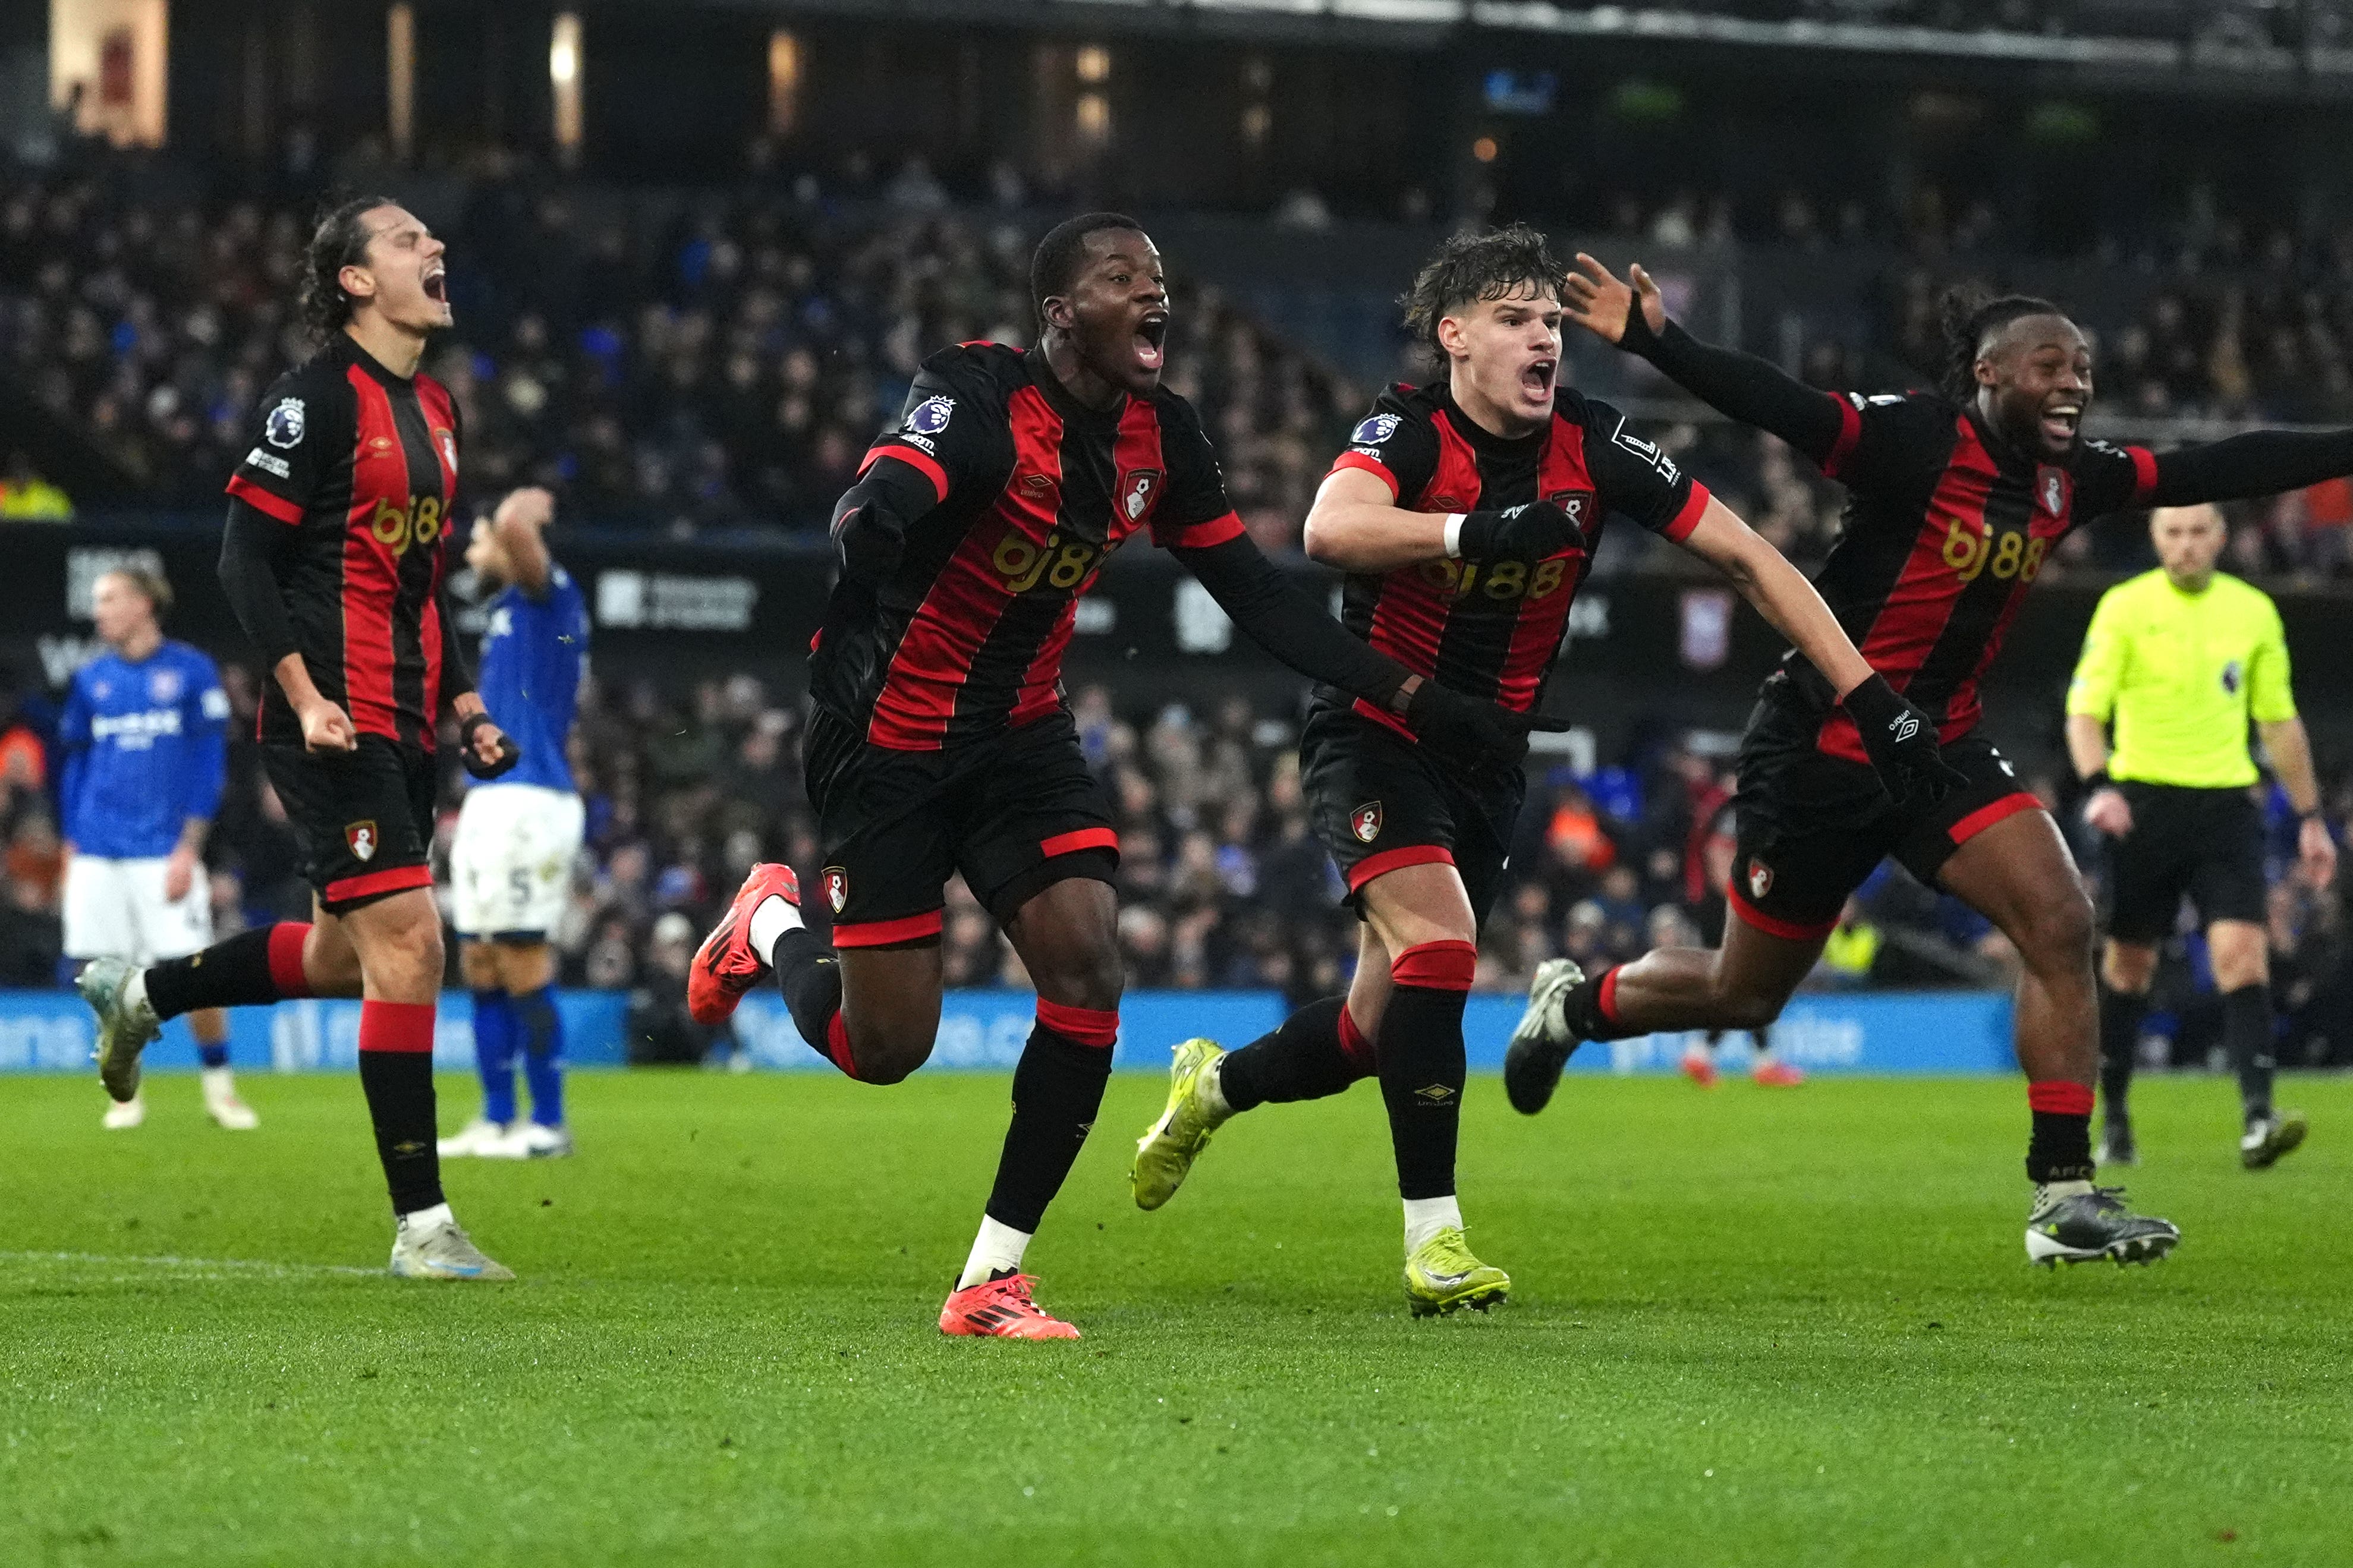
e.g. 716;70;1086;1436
2100;782;2269;944
262;735;438;914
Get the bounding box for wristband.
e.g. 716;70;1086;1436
1443;514;1465;559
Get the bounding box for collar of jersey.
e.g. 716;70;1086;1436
331;332;418;389
1433;381;1549;454
1025;345;1128;426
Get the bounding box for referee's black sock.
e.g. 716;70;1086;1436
1377;942;1477;1201
1217;996;1375;1112
143;922;314;1021
2222;983;2276;1121
2097;983;2147;1128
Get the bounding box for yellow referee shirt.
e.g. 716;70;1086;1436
2065;569;2297;789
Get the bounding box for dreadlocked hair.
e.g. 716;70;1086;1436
1938;286;2066;401
1401;223;1566;364
299;194;397;346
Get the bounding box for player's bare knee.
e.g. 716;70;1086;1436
2021;888;2096;974
848;1022;932;1085
459;942;501;990
1715;987;1786;1034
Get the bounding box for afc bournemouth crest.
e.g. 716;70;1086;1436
2039;467;2066;517
1747;860;1773;901
1351;802;1383;844
1122;468;1160;521
346;821;379;862
435;427;459;476
823;866;849;916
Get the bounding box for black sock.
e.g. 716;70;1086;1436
2098;984;2147;1127
2222;983;2275;1120
2026;1082;2096;1185
144;927;283;1021
1218;996;1373;1112
357;1048;443;1214
1378;943;1476;1201
983;1013;1116;1232
774;927;845;1063
1561;965;1643;1044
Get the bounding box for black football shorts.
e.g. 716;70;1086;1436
1298;704;1525;928
262;735;438;914
1726;686;2044;940
2100;782;2267;943
803;706;1118;946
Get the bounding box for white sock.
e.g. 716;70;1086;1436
1199;1057;1234;1123
747;895;803;966
398;1201;454;1232
123;967;156;1027
2034;1179;2094;1207
200;1065;235;1100
957;1215;1033;1289
1402;1195;1463;1254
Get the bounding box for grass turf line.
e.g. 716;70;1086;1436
4;1070;2349;1567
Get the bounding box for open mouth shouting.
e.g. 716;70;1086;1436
1521;356;1558;401
423;260;448;306
1133;308;1169;374
2040;398;2081;448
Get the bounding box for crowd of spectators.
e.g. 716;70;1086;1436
3;662;2343;1069
0;168;1360;546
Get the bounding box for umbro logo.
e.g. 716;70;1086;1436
1890;715;1920;742
1414;1084;1455;1104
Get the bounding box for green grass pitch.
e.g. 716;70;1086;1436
5;1069;2349;1566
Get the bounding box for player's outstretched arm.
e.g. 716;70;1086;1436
828;457;940;584
1171;531;1565;767
1678;496;1959;798
1563;254;1848;465
2139;427;2353;507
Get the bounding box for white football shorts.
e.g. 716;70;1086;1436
62;854;213;964
449;782;586;940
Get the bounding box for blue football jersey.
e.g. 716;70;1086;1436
58;640;231;860
475;565;588;794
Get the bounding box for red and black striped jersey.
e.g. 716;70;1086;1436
225;335;461;751
811;343;1244;752
1322;381;1707;732
1786;391;2151;759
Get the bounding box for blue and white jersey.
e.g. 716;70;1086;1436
58;640;230;860
476;565;588;794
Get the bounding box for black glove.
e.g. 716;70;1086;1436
1455;500;1582;562
459;712;522;780
1841;673;1964;802
1403;678;1570;770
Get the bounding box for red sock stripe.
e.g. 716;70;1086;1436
357;999;436;1054
1336;1005;1374;1070
1597;966;1622;1025
2027;1080;2095;1116
266;922;314;999
1036;997;1119;1048
825;1010;859;1078
1391;939;1477;992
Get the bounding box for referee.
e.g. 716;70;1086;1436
2066;503;2337;1170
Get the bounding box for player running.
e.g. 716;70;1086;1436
688;213;1554;1339
2067;503;2336;1169
1509;256;2353;1265
1126;225;1949;1313
439;486;588;1161
59;566;254;1131
76;196;521;1280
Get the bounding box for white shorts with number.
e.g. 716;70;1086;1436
62;855;213;964
449;782;586;940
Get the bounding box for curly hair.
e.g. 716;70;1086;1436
1401;224;1566;363
1938;285;2068;400
298;194;397;346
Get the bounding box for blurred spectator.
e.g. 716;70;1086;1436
0;453;72;520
